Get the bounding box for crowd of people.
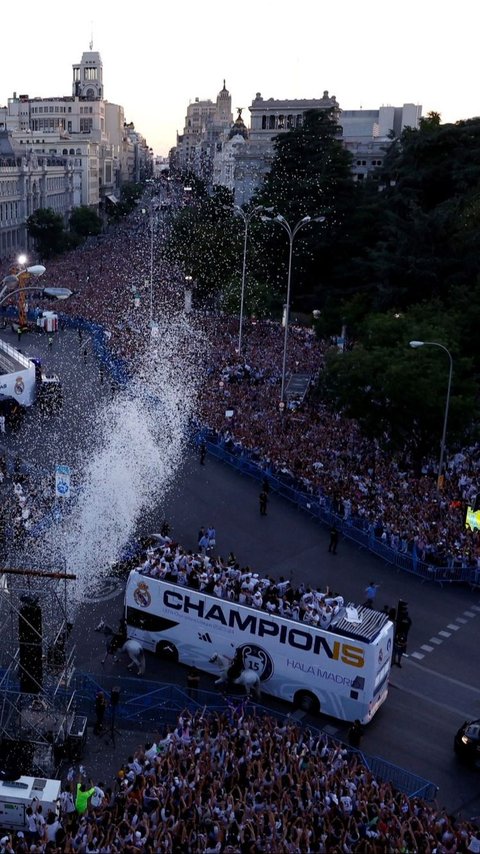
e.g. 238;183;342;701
0;454;53;551
1;707;479;852
1;189;480;848
137;534;349;630
2;194;480;572
196;317;480;573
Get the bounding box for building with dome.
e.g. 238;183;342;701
172;82;234;180
172;90;422;205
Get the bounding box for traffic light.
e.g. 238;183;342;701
396;600;412;637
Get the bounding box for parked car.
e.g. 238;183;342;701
454;719;480;764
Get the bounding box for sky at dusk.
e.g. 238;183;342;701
1;0;478;156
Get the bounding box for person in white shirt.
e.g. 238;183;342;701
252;590;263;609
319;606;333;629
213;579;224;598
90;784;105;809
45;811;62;842
34;803;46;837
144;741;158;762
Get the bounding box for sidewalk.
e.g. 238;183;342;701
60;720;154;789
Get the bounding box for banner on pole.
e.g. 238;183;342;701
55;464;71;499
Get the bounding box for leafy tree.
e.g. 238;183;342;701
369;117;480;308
26;208;66;258
107;183;145;220
69;206;102;238
163;186;240;302
319;306;478;460
251;108;361;311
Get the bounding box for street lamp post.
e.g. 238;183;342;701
409;340;453;490
1;257;73;316
184;275;193;313
232;205;266;357
0;285;74;311
265;214;325;403
1;258;47;330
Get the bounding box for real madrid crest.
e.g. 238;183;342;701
133;581;151;608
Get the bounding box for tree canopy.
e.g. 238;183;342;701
26;208;66;258
165;114;480;450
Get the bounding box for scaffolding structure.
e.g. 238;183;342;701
0;559;78;778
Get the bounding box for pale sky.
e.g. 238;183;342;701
1;0;478;156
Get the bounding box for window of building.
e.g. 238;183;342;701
84;67;98;80
80;118;93;132
277;115;285;129
73;68;80;81
268;115;275;130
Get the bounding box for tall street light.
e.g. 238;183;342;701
1;256;74;306
264;213;325;404
0;284;74;308
1;257;47;330
409;340;453;490
184;275;193;313
232;204;269;357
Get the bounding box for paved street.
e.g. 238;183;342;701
1;323;480;817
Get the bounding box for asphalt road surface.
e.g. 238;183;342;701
2;325;480;818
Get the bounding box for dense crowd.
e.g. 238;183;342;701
0;454;53;549
2;197;480;570
137;534;349;630
2;194;480;849
197;318;480;572
1;708;478;853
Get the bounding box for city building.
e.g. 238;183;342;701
0;47;151;257
172;82;233;180
210;91;422;203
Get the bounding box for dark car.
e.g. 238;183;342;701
454;719;480;764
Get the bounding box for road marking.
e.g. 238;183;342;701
456;617;468;624
464;611;476;618
411;651;425;660
438;630;451;637
471;605;480;612
407;659;480;696
389;679;475;720
421;644;434;652
447;624;460;631
429;637;443;645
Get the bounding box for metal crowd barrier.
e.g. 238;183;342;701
74;672;437;800
198;432;479;590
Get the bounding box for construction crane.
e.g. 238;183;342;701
2;255;46;331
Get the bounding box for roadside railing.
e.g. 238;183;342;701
197;431;479;590
73;672;437;801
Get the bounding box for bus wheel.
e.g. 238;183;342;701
155;641;178;662
294;691;319;715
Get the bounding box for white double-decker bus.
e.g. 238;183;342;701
124;571;394;723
